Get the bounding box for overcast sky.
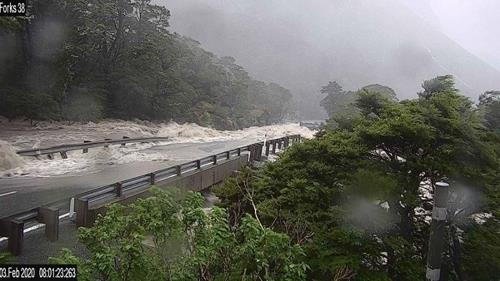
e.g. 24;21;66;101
405;0;500;71
160;0;500;117
163;0;500;71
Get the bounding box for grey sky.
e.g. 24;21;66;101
405;0;500;71
159;0;500;118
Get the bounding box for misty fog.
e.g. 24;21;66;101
159;0;500;118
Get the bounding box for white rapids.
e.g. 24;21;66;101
0;119;314;178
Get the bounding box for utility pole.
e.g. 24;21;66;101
426;181;450;281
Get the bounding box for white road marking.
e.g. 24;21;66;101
0;191;17;198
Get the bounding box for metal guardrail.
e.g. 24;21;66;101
1;134;302;255
16;136;172;158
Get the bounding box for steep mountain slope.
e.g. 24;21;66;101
160;0;500;118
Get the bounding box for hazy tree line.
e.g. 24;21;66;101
0;0;294;129
320;76;499;134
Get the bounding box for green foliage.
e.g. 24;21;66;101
461;220;500;281
49;249;93;281
320;81;357;119
419;75;457;98
235;214;308;281
0;252;12;264
51;188;306;281
478;91;500;132
217;76;499;280
320;82;397;129
0;0;292;129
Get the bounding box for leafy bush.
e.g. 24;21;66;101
50;188;307;281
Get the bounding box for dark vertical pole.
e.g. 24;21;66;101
213;155;217;165
38;207;59;242
272;142;277;154
75;198;89;227
226;151;231;159
8;219;24;256
196;160;201;169
121;136;129;146
176;165;182;176
237;148;241;156
104;138;112;148
250;145;256;162
60;151;68;159
149;173;156;184
265;143;270;156
83;140;91;153
426;182;450;281
254;144;262;161
115;182;123;197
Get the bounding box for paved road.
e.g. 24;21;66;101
0;139;257;218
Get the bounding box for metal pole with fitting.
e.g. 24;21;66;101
426;181;450;281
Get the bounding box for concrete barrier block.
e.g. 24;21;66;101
8;219;23;256
75;198;89;227
38;207;59;242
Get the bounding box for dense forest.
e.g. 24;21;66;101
0;0;294;129
43;76;499;280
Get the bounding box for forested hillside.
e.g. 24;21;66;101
0;0;293;129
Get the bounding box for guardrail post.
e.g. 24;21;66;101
121;136;129;146
8;219;24;256
226;151;231;159
213;155;217;165
75;198;89;227
149;173;156;185
255;143;263;161
176;165;182;176
284;137;289;148
47;153;53;160
38;207;59;242
278;139;282;150
196;160;201;169
272;141;277;154
265;142;270;156
104;138;112;148
237;148;241;156
60;151;68;159
115;182;123;197
248;145;254;161
83;140;91;153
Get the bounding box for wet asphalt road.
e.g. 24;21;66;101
0;139;256;218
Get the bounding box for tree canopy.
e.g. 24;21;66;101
0;0;294;129
216;75;499;280
50;189;307;281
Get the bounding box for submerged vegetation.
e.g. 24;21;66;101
0;0;293;129
52;76;499;280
